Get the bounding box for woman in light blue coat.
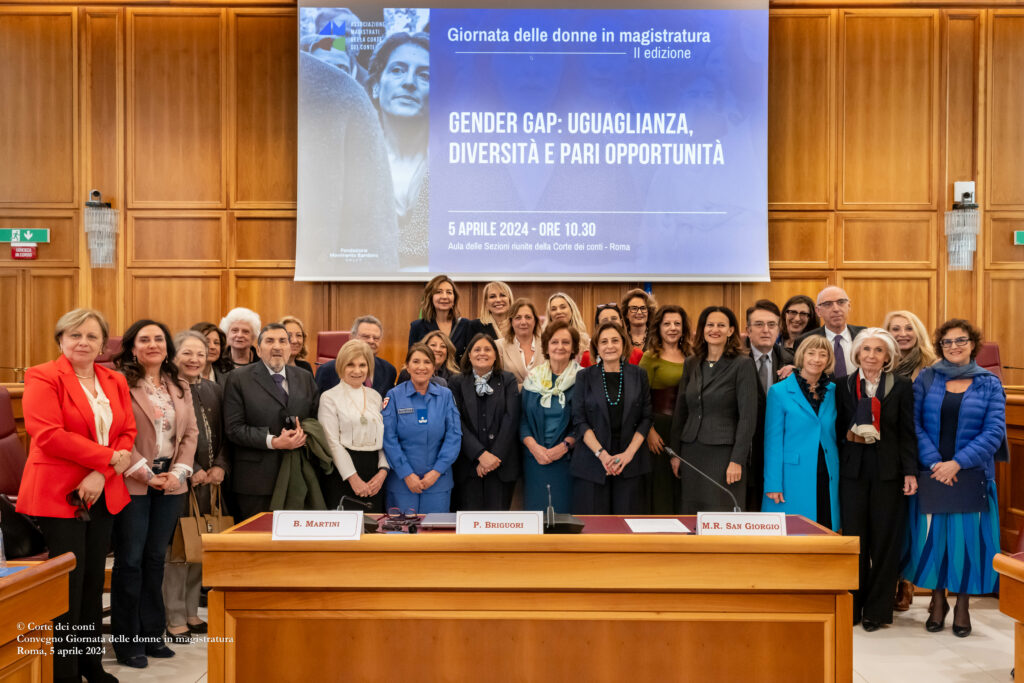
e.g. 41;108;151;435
762;336;840;530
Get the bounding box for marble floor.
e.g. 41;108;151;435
95;597;1015;683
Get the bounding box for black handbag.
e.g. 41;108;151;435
0;494;47;559
916;467;988;514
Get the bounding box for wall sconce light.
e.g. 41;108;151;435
944;181;979;271
84;190;119;268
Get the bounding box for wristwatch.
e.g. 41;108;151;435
593;448;605;459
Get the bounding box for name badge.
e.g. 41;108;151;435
696;512;786;536
397;408;414;414
456;511;543;535
271;511;363;541
416;408;428;424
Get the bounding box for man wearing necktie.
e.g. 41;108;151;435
745;300;794;511
224;322;320;519
794;286;865;379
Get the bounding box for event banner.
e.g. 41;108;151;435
296;3;768;281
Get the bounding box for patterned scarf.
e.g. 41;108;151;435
523;360;581;408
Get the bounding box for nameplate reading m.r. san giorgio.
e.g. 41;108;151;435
271;511;363;541
456;511;544;535
696;512;786;536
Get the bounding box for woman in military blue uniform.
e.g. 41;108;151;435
382;343;462;514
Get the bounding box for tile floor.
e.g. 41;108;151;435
96;597;1015;682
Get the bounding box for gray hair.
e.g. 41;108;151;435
173;330;209;353
851;327;899;372
219;307;262;337
258;323;289;346
350;315;383;336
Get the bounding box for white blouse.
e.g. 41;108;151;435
80;377;112;447
318;382;387;480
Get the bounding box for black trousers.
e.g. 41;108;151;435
34;494;116;680
233;493;273;521
840;445;906;624
456;474;515;511
319;450;386;514
572;476;643;515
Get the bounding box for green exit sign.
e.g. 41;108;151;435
1015;230;1024;246
0;228;50;243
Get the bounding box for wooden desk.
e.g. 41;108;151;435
0;553;74;683
204;515;858;683
994;551;1024;675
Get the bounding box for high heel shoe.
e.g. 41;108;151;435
952;598;972;637
925;596;949;632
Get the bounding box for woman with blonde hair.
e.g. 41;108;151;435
883;310;937;380
280;315;313;375
399;329;459;385
545;292;590;359
475;281;514;339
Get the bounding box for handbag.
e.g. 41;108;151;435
0;494;47;559
916;467;988;514
170;484;235;564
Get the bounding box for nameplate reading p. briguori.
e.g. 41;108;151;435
456;511;544;535
696;512;787;536
271;511;364;541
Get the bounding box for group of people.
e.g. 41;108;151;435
14;278;1007;682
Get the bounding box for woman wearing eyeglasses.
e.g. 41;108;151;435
17;309;136;683
903;319;1004;638
779;295;820;351
621;288;657;352
580;303;643;367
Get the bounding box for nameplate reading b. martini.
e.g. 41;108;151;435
271;510;363;541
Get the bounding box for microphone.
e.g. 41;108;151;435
545;484;555;528
663;446;742;513
338;495;372;511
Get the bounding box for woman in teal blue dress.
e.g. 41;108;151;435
520;321;580;513
903;319;1004;637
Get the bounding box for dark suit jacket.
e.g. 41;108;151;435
670;354;758;465
834;371;918;480
314;355;397;398
749;344;793;506
571;364;652;484
223;362;319;496
794;325;867;369
408;317;475;361
450;370;521;483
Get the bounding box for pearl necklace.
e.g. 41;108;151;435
601;364;623;406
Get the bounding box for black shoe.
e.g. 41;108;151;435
116;655;147;669
925;600;950;632
83;669;119;683
144;642;175;658
861;618;881;632
952;623;972;637
186;620;208;634
166;628;192;644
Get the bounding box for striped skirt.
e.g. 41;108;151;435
901;479;1000;595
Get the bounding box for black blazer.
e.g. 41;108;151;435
751;345;794;459
408;317;475;361
314;355;397;398
571;364;652;484
223;362;320;496
670;354;758;465
450;370;521;483
834;372;918;481
795;325;866;348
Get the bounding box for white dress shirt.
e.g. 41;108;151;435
318;382;387;480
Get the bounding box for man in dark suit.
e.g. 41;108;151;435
224;323;320;519
315;315;397;397
795;286;865;378
744;300;793;511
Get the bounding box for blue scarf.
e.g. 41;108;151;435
930;359;991;379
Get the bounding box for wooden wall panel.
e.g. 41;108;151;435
649;284;735;321
985;273;1024;387
983;212;1024;269
230;10;297;208
987;11;1024;209
82;9;124;325
738;273;831;313
838;271;936;331
25;270;78;369
768;213;833;268
768;11;834;209
839;11;938;209
0;9;77;207
0;272;22;382
230;271;328;343
0;212;77;265
127;212;226;266
127;270;224;334
328;283;422;368
128;10;225;208
230;212;296;267
838;212;936;268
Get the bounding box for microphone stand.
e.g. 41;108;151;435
664;446;742;513
338;495;372;511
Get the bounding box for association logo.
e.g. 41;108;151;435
318;19;347;52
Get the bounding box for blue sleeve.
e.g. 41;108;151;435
953;377;1006;471
382;391;414;479
433;390;463;473
913;371;941;469
762;384;785;494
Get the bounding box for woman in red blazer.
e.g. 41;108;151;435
17;308;136;683
110;319;197;669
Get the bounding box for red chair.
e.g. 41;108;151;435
95;335;122;370
0;386;26;497
316;331;351;366
976;342;1002;383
